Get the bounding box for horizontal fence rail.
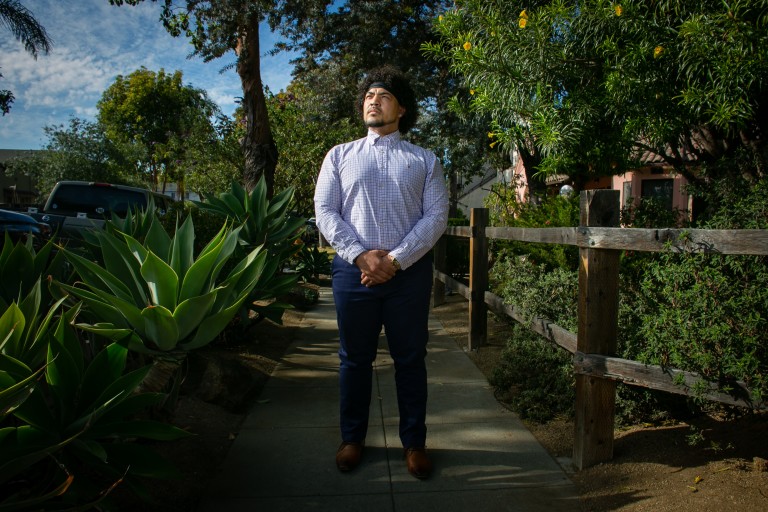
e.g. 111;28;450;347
433;190;767;470
483;226;768;255
432;270;760;410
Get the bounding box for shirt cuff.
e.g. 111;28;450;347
347;246;367;266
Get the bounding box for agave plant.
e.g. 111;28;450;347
53;214;267;394
194;178;305;258
295;244;332;283
1;296;190;509
194;179;305;324
0;234;69;312
79;195;161;246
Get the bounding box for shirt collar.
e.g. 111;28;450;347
367;129;402;146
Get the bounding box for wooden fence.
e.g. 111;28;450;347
431;189;768;470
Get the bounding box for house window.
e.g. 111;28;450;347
641;179;673;210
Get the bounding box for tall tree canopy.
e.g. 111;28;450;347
284;0;493;214
97;67;219;191
285;1;452;122
111;1;497;210
425;0;768;191
0;0;52;115
110;0;328;198
267;85;359;216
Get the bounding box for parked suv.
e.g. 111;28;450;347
29;181;174;240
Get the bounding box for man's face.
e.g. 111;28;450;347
363;87;405;133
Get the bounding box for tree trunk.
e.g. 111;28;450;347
236;11;278;199
449;169;459;218
138;357;181;392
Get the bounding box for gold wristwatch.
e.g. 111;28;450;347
389;255;401;271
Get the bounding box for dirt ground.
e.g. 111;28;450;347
119;287;767;511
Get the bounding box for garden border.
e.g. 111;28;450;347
432;190;768;469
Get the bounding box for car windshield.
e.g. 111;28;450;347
48;185;147;216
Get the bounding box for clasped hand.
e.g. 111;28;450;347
356;250;397;287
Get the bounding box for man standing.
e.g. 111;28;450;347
314;65;449;479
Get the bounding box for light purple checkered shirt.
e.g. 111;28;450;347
314;129;449;270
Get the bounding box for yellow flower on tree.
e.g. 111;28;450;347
615;5;623;16
463;41;472;51
470;89;476;95
654;45;664;58
519;9;528;29
490;141;498;149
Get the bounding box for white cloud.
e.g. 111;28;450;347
1;0;294;149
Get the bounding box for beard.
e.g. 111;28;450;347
365;118;386;128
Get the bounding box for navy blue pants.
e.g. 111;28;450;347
332;253;433;448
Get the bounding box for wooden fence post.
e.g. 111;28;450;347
573;190;621;470
469;208;489;350
432;235;447;307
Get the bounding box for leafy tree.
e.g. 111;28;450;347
0;0;52;115
109;0;329;198
4;117;142;196
111;1;493;210
286;1;453;123
8;69;234;200
97;67;219;192
266;85;359;216
284;0;495;213
424;0;768;193
176;112;244;197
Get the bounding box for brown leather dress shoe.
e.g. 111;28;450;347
404;447;432;479
336;442;363;472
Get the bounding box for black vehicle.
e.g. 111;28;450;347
0;208;51;245
29;181;174;240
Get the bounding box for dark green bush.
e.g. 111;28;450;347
489;256;577;423
160;200;223;254
486;184;580;271
295;244;331;282
619;175;768;407
489;174;768;424
490;325;574;423
620;196;690;229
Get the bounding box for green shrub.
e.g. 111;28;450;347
485;184;580;271
491;256;578;330
619;175;768;408
620;196;690;229
490;326;574;423
488;174;768;425
624;252;768;406
160;200;223;254
489;256;577;422
295;244;331;283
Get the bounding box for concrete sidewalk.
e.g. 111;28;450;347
197;288;579;511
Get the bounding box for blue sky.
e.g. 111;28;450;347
0;0;296;149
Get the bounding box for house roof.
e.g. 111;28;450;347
636;141;700;166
